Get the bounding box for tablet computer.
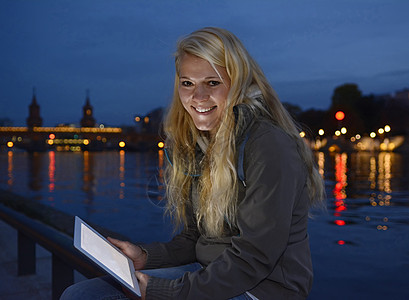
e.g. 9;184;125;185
73;216;141;297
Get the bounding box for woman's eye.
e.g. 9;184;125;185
209;81;221;86
181;81;193;87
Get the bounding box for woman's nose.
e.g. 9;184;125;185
193;84;209;101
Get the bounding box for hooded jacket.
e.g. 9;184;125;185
141;104;313;300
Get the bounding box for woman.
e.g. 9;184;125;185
61;27;325;300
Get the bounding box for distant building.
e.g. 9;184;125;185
141;107;164;135
0;118;13;126
26;88;43;128
80;90;96;127
394;89;409;105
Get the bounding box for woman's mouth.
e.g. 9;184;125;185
193;106;216;113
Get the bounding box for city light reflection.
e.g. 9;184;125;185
7;151;13;186
317;152;325;177
48;151;55;194
119;150;125;199
332;153;348;230
157;149;165;201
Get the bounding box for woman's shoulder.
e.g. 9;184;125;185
247;118;295;147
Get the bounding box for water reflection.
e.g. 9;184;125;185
318;151;409;237
48;151;56;203
1;150;409;240
119;150;125;200
7;151;13;186
82;151;95;204
28;152;43;191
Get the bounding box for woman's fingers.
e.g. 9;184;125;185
107;237;147;269
135;271;149;300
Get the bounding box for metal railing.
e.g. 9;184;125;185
0;203;105;300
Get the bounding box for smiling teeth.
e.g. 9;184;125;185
195;107;214;113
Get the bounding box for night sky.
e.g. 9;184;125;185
1;0;408;127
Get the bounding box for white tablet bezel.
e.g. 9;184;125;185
73;216;141;296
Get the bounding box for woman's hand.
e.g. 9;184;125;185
135;271;149;300
107;237;147;270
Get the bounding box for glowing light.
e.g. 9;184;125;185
144;116;149;123
158;141;165;148
350;137;356;142
47;139;54;145
377;225;388;231
83;139;90;145
378;128;384;134
318;129;324;136
335;220;346;226
119;141;126;148
335;130;341;136
384;125;391;132
340;127;347;134
299;131;306;138
337;240;346;245
370;132;376;138
328;145;340;152
99;124;105;129
49;133;55;140
355;134;361;140
335;111;345;121
135;116;141;122
7;141;13;148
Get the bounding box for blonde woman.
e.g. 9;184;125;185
61;27;325;300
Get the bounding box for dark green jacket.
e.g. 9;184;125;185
142;108;313;300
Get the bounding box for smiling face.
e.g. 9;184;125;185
178;53;231;136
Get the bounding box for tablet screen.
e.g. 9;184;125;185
74;216;140;296
80;223;134;287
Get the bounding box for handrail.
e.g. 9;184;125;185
0;203;105;300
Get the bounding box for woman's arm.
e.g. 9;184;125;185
140;203;201;269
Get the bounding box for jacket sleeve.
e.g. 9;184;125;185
141;203;200;269
146;125;309;299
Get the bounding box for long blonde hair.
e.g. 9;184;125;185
164;27;325;237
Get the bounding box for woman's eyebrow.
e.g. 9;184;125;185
179;76;222;80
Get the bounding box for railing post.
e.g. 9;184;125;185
17;230;36;275
52;253;74;300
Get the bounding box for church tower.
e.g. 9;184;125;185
26;87;43;128
80;90;96;127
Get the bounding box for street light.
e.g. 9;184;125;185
384;125;391;133
318;129;325;136
335;111;345;121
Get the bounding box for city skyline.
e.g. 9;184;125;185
1;0;409;126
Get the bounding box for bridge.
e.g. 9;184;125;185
0;126;162;152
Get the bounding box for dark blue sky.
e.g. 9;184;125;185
1;0;408;126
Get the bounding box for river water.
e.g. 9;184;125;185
1;149;409;299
